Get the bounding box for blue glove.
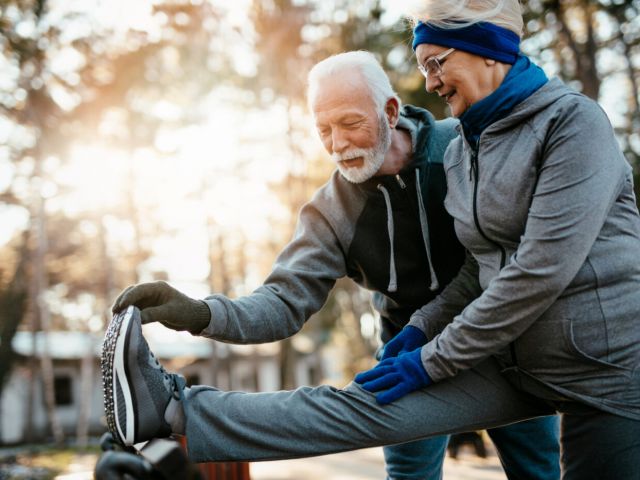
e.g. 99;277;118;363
355;347;432;405
381;325;428;360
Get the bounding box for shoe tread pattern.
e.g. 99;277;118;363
101;309;126;444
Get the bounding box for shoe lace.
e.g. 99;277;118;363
150;351;184;400
167;374;184;400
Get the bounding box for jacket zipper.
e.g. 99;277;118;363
469;149;517;365
470;151;506;268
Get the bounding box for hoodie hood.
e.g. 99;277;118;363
477;78;579;136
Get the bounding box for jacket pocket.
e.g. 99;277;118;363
563;317;631;375
513;312;631;379
512;316;570;372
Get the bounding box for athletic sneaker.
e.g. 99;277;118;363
101;305;186;446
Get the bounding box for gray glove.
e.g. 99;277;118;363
112;281;211;335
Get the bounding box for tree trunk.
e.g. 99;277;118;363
32;190;64;445
279;337;297;390
206;214;220;387
127;162;144;284
277;100;307;390
0;233;29;444
75;349;93;447
547;0;601;99
24;317;37;442
0;232;29;395
75;217;113;446
622;38;640;134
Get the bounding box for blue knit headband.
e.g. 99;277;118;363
412;21;520;65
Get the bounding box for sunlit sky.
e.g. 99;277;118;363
1;0;308;286
0;0;415;267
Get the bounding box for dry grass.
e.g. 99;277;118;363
0;445;100;480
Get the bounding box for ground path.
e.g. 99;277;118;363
51;443;507;480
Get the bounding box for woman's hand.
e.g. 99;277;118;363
355;347;432;404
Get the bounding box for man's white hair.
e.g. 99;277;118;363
307;51;401;114
412;0;524;37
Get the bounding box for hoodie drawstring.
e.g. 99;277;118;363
378;170;439;293
415;168;440;291
377;184;398;293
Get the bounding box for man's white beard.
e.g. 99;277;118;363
333;115;392;184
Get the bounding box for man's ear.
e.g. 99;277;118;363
384;97;400;128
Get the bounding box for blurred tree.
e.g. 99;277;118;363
250;0;325;388
0;0;242;440
0;0;70;444
303;0;445;116
521;0;640;192
251;0;443;115
0;232;28;395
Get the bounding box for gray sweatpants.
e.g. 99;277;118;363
183;358;640;479
184;358;549;459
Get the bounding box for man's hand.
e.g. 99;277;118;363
95;432;154;480
355;348;432;405
112;281;211;334
380;325;428;360
94;451;155;480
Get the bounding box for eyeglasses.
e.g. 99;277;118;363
417;48;456;79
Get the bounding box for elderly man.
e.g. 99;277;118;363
112;51;559;480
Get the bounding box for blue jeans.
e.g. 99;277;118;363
383;415;560;480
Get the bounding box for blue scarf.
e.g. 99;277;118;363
459;54;548;149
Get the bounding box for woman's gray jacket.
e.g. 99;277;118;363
409;78;640;420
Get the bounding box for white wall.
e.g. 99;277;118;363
0;361;106;444
1;367;29;444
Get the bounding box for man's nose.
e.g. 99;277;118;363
331;129;349;153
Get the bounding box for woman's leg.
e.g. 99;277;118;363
560;407;640;480
382;437;449;480
183;358;553;462
486;416;561;480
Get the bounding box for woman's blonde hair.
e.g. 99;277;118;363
412;0;524;38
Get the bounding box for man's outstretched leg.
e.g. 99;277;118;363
102;307;553;461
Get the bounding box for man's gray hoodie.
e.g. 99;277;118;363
201;106;465;345
409;78;640;420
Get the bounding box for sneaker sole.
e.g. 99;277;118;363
101;305;136;446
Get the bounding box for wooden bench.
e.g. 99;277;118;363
179;436;251;479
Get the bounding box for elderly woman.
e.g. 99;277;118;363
103;1;640;478
359;0;640;474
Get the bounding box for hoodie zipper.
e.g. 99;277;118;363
469;147;517;365
469;148;507;269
